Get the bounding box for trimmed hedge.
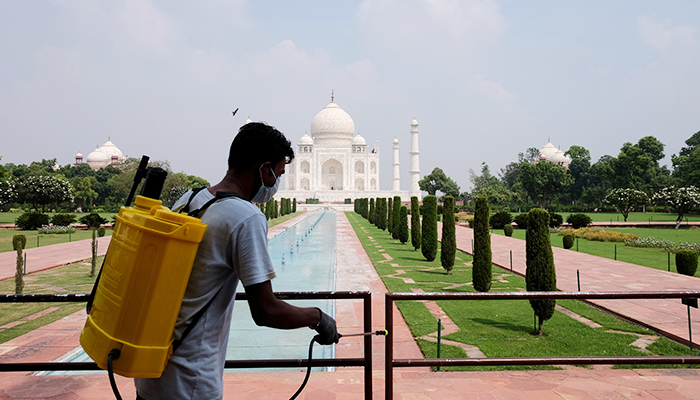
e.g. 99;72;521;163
421;195;438;262
51;213;77;227
473;196;492;292
411;196;421;251
16;211;49;230
513;213;529;230
563;234;574;250
504;224;513;237
387;197;394;235
526;208;557;335
549;212;563;228
490;210;512;229
441;196;456;274
376;198;387;230
369;198;375;224
392;196;401;240
676;250;698;276
567;213;592;229
398;206;409;245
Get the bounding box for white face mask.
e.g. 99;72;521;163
251;164;280;203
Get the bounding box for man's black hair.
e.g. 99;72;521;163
228;122;295;172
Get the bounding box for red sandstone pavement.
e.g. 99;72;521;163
0;236;112;281
2;213;700;399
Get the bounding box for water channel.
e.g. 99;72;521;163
50;210;337;374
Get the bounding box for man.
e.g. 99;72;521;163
135;122;339;400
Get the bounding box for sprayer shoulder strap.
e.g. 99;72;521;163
171;190;245;353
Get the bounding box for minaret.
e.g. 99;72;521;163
409;119;421;198
392;138;400;192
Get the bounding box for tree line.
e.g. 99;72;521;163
0;157;210;213
418;131;700;217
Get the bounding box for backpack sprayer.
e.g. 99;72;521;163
79;155;388;399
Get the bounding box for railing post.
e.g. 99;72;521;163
385;293;393;400
364;292;372;400
437;318;442;372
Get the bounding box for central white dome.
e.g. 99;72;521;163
310;101;355;147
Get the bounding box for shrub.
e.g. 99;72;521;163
676;250;698;276
369;198;375;224
410;197;421;251
559;227;637;243
421;195;438;261
98;226;106;237
473;196;492;292
441;196;456;274
398;206;409;245
51;213;77;227
292;198;297;213
16;211;50;230
504;224;513;237
387;198;394;235
513;213;529;229
549;212;563;228
526;208;557;335
38;226;76;234
567;213;592;229
490;210;512;229
563;234;574;249
625;236;700;253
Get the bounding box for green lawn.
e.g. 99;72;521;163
0;256;101;344
346;211;697;370
559;212;700;223
0;212;117;224
493;228;698;275
0;228;113;254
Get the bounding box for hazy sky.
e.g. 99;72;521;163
1;1;698;191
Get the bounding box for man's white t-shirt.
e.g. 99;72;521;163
135;189;276;400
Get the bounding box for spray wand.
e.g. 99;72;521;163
289;330;388;400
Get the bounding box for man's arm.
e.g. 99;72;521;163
244;280;319;329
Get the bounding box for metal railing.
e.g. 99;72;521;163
385;290;700;400
0;290;374;400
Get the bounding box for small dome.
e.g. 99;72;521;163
539;142;558;160
245;118;252;124
76;153;83;158
393;138;399;144
299;133;314;145
411;119;419;126
352;134;367;146
310;101;355;147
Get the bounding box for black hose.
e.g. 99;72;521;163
107;349;123;400
289;336;317;400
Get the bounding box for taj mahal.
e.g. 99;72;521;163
276;96;422;203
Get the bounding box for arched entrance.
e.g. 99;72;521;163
322;159;343;190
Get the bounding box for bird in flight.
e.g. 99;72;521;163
232;108;239;116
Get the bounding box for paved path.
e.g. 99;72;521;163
2;213;700;399
0;236;112;281
444;222;700;347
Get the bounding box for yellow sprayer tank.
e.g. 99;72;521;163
80;195;207;378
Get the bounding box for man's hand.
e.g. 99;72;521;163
312;308;339;345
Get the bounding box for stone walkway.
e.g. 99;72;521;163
2;213;700;399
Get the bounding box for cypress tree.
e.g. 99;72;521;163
292;198;297;213
13;235;26;294
376;198;387;230
473;196;492;291
387;197;394;235
440;196;456;274
369;198;375;224
411;196;421;251
265;199;272;220
526;208;557;336
399;206;409;244
392;196;401;239
421;195;438;261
